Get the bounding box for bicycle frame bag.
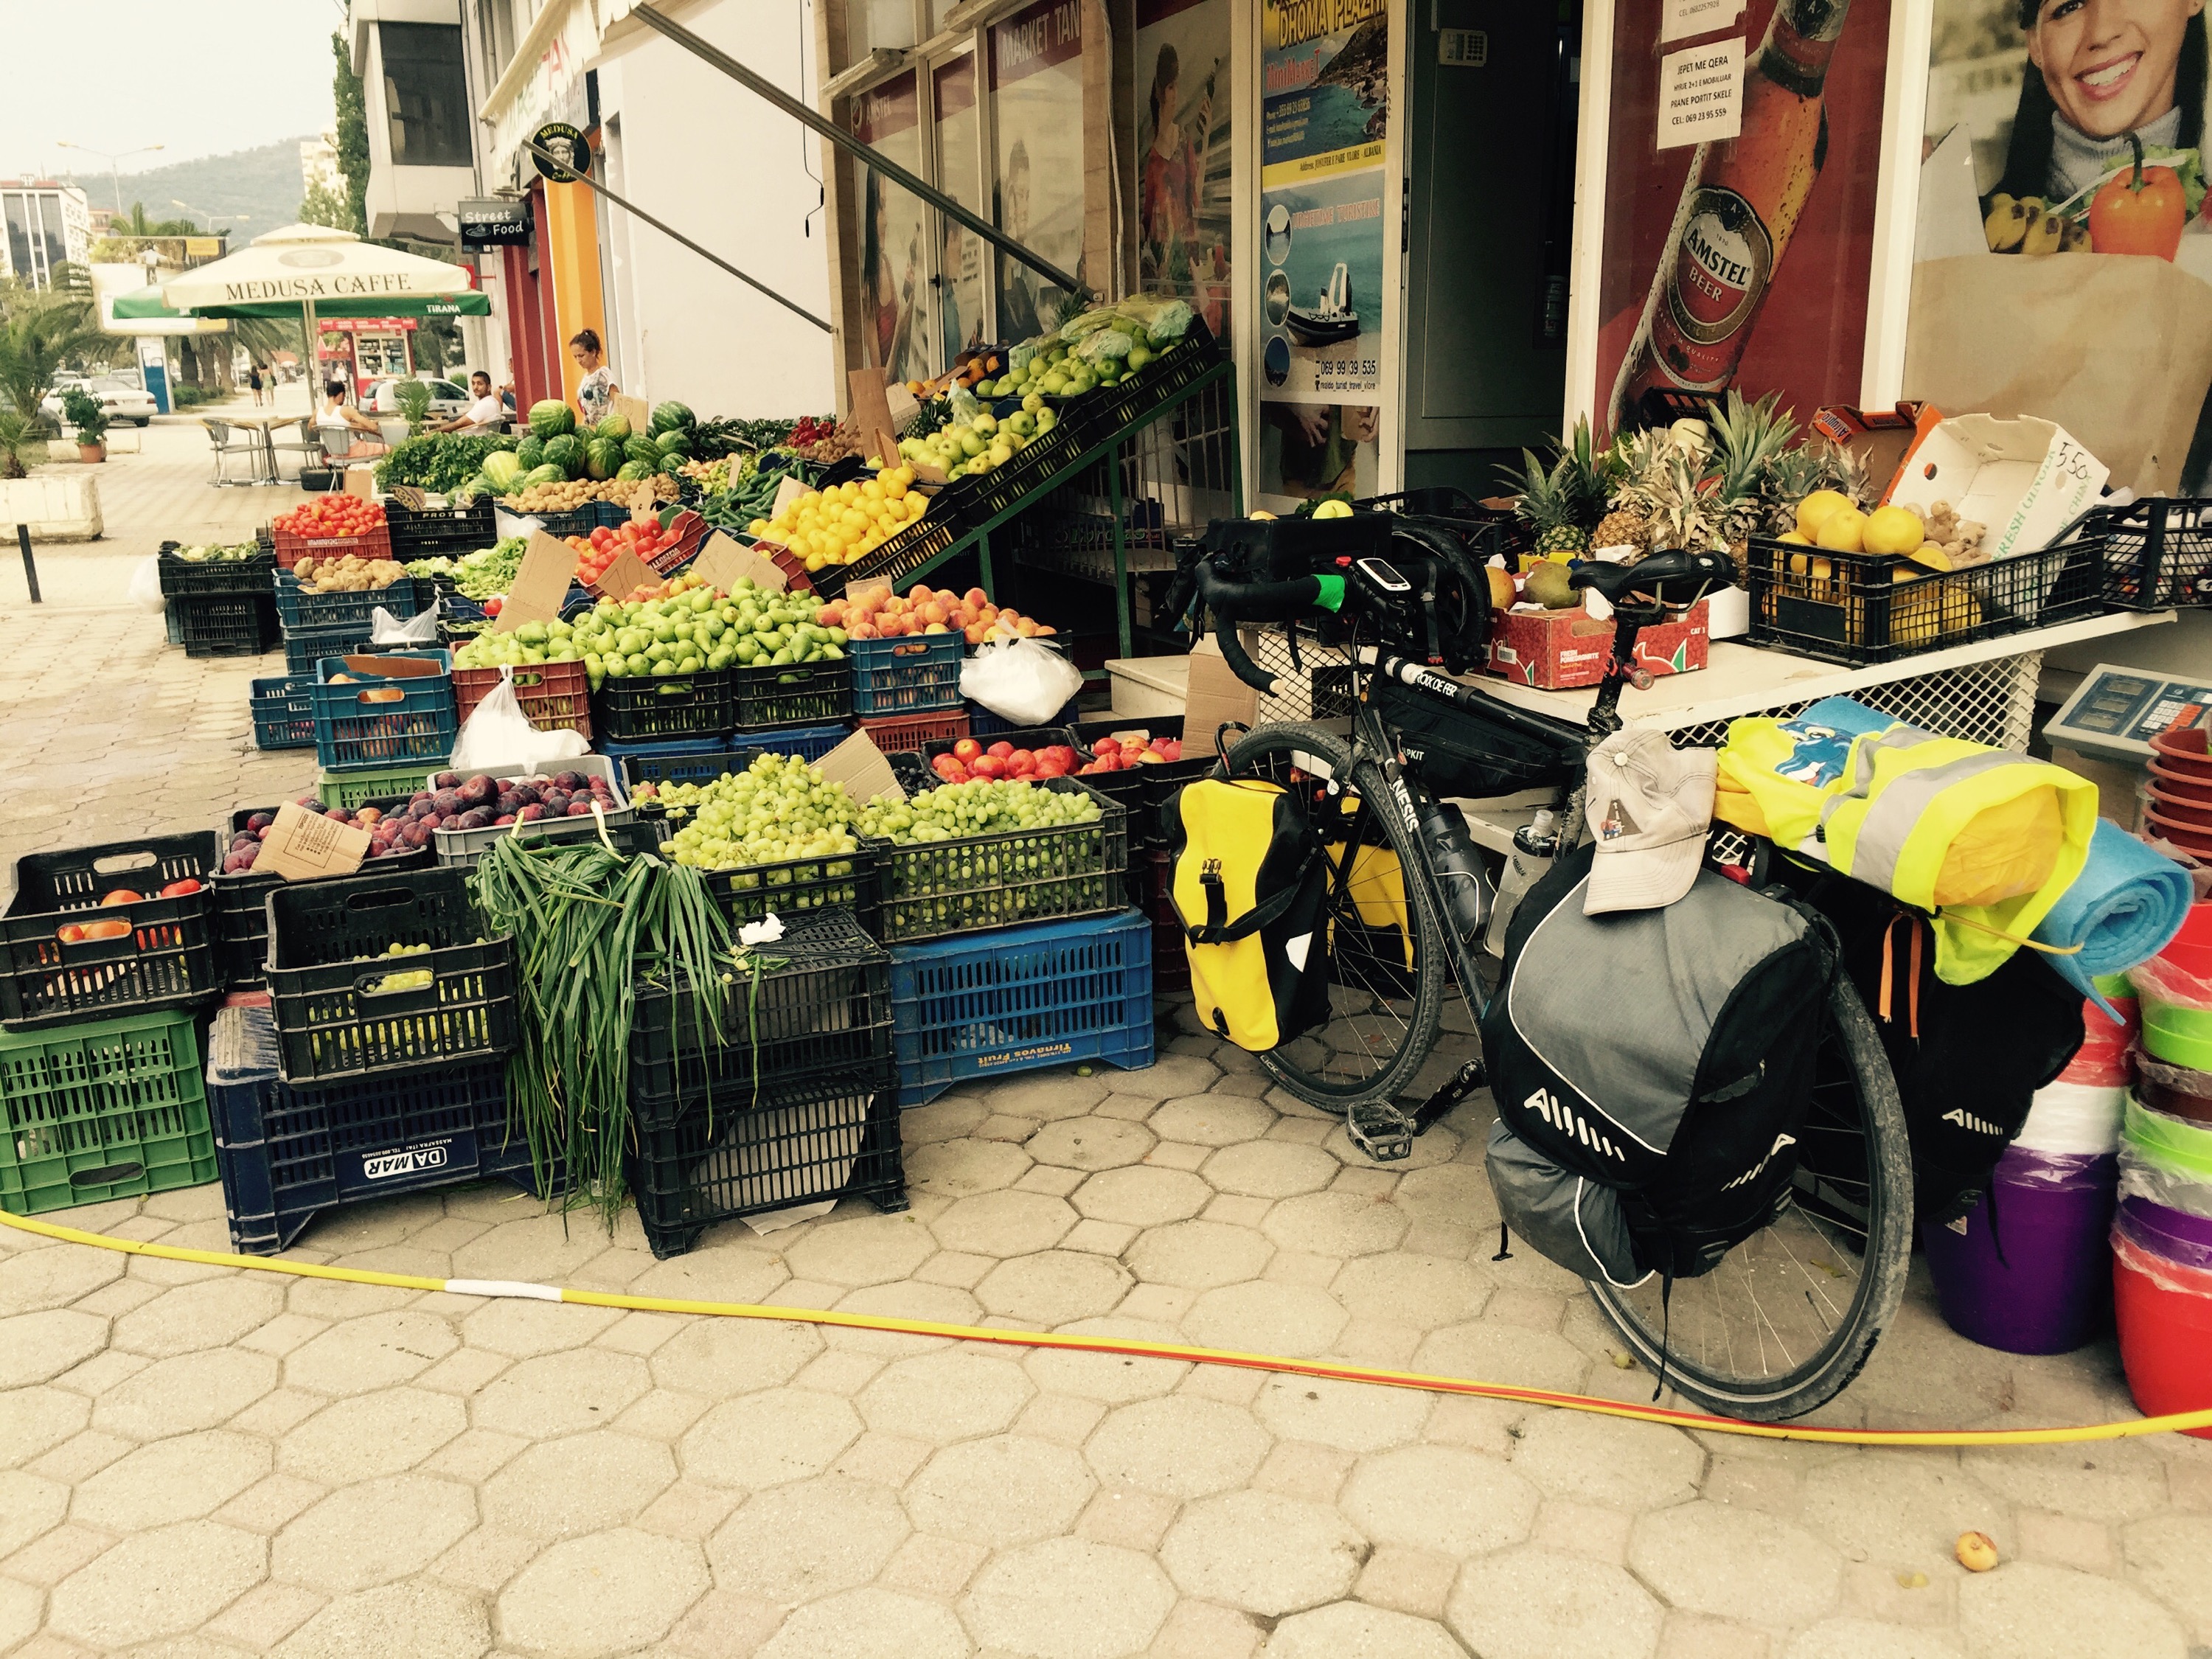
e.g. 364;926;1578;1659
1371;673;1574;800
1482;844;1834;1283
1169;777;1333;1052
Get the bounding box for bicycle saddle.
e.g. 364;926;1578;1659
1570;548;1733;608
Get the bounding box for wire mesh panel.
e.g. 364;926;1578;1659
1662;653;2044;753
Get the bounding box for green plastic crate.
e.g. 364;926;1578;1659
316;761;445;812
0;1011;217;1214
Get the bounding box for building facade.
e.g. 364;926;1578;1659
300;129;345;198
0;180;91;291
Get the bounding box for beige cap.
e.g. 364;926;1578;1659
1583;728;1717;915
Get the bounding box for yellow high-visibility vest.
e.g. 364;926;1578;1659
1715;714;2097;984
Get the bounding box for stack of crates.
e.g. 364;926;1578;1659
159;548;280;659
310;647;456;797
851;634;964;756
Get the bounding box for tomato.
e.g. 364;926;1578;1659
81;919;131;942
158;879;203;898
952;737;982;762
55;922;86;944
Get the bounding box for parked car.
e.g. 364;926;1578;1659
364;375;469;420
40;376;157;426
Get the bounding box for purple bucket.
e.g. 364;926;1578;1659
2116;1195;2212;1273
1920;1146;2118;1354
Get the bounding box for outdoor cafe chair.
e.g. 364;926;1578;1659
201;418;265;487
264;416;321;483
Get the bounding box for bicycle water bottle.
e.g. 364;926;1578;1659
1415;801;1494;954
1486;808;1556;959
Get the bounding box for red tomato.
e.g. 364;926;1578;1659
159;879;203;898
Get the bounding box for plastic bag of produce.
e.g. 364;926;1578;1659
451;667;590;774
947;384;983;424
128;555;164;613
1009;341;1040;372
1060;309;1120;342
1144;299;1195;341
961;636;1085;727
495;507;543;541
1076;328;1135;364
370;601;441;647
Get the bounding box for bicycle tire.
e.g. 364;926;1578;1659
1586;973;1913;1422
1217;722;1448;1115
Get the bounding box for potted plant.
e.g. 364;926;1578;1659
394;378;433;437
60;386;108;463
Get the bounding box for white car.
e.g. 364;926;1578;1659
41;376;158;427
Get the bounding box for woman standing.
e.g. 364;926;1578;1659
246;362;264;407
568;329;618;427
1140;45;1213;288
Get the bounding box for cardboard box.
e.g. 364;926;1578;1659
692;532;789;595
815;728;905;804
255;801;369;882
1183;634;1261;763
1884;414;2108;563
1809;402;1943;507
1487;599;1710;690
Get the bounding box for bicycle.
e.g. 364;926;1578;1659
1183;526;1912;1422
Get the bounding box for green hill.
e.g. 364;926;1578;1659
67;138;323;240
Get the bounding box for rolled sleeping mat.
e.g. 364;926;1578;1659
2031;821;2194;1020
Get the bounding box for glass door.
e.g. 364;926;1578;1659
932;52;987;363
854;70;931;386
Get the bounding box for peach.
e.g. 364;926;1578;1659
964;587;987;608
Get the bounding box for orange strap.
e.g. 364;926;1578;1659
1878;911;1922;1040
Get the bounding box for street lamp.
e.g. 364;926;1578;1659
172;200;246;246
57;141;164;216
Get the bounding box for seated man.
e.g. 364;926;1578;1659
431;370;506;435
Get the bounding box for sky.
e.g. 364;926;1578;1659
0;0;343;181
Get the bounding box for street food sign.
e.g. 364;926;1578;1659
459;198;532;252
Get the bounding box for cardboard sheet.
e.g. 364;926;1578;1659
495;532;576;633
256;801;369;882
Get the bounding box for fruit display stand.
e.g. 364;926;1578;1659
317;759;449;813
386;497;496;564
0;1010;218;1216
0;835;223;1031
158;547;276;599
214;808;434;992
311;651;458;774
272;521;392;573
274;571;428;632
2081;497;2212;610
426;759;641;871
284;620;379;677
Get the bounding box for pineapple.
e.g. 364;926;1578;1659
1760;445;1830;536
1557;416;1615;529
1591;507;1649;555
1707;391;1798;571
1616;440;1720;556
1503;450;1588;558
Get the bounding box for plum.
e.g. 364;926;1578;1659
494;793;521;818
457;775;497;809
440;813;465;831
459;807;497;830
540;791;571;817
552;771;586;793
245;813;274;832
510;783;541;807
518;803;546;822
433;771;461;790
402;820;434;849
566;800;595;816
494;813;516;826
410;790;434;804
431;788;463;818
230;832;258;851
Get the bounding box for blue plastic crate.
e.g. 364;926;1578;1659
312;650;457;773
602;737;750;793
251;675;318;750
283;620;376;677
888;909;1153;1107
204;1005;553;1254
748;720;854;763
850;634;964;717
274;571;425;631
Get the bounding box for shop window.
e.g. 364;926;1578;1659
933;53;987;364
856;71;931;385
381;21;473;168
991;0;1085;339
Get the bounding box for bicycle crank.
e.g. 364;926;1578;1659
1346;1060;1486;1163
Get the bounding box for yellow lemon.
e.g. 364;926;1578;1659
1795;489;1853;538
1863;504;1926;557
1911;543;1954;571
1815;507;1867;553
1777;530;1812;545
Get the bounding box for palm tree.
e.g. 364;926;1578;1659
0;294;102;421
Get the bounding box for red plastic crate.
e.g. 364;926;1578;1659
858;708;970;756
272;524;393;573
451;661;593;740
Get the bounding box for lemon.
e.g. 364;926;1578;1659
1815;507;1866;553
1863;504;1925;557
1795;489;1853;538
1777;530;1812;545
1910;543;1954;571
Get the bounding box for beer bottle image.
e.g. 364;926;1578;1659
1607;0;1851;432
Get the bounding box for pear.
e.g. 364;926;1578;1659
1523;561;1579;610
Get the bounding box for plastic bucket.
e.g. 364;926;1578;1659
2112;1231;2212;1439
1920;1147;2115;1354
2117;1195;2212;1273
2016;1079;2127;1155
2138;1052;2212;1125
2145;1000;2212;1071
2144;809;2212;860
2064;995;2140;1087
2149;762;2212;807
2149;724;2212;782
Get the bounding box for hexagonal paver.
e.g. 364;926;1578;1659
1797;1452;2008;1573
0;1384;89;1469
651;1315;824;1397
1341;1443;1540;1555
902;1096;988;1143
1264;1601;1467;1659
707;1475;911;1605
681;1388;862;1489
1961;1441;2171;1524
1262;1191;1408;1258
111;1276;285;1357
1203;1141;1338;1199
1071;1166;1211;1227
1394;1162;1502;1225
72;1430;271;1531
626;1242;790;1307
858;1347;1034;1441
785;1213;936;1286
284;1310;459;1396
1025;1116;1157;1172
481;1431;677;1539
0;1579;35;1655
0;1307;108;1387
1160;1489;1364;1615
459;1297;624;1358
1783;1620;1968;1659
1182;1282;1348;1357
276;1581;491;1659
272;1473;478;1592
91;1346;279;1439
473;1348;651;1438
1085;1394;1270;1498
961;1537;1176;1659
1628;1500;1842;1627
1447;1547;1662;1659
279;1388;470;1485
48;1520;268;1649
905;1434;1096;1545
0;1468;67;1560
1508;1407;1704;1511
449;1211;613;1283
931;1190;1079;1257
1958;1559;2186;1659
907;1136;1037;1195
2124;1512;2212;1639
977;1251;1133;1324
1331;1253;1491;1329
1127;1220;1273;1290
758;1586;972;1659
984;1072;1110;1119
1147;1093;1276;1147
1411;1321;1588;1393
1102;1052;1220;1098
1022;1318;1191;1403
1252;1374;1431;1453
497;1528;710;1655
0;1243;122;1312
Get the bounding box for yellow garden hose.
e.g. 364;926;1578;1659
7;1206;2207;1447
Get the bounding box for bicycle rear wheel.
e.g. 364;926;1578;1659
1218;723;1447;1114
1587;974;1912;1422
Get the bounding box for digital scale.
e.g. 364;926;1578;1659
2047;663;2212;766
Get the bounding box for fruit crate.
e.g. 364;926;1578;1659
283;620;377;676
1068;715;1208;849
627;1079;905;1257
858;708;970;755
875;775;1126;944
265;865;518;1085
251;675;319;751
158;551;276;598
629;909;894;1129
274;572;426;632
639;507;711;575
970;699;1079;738
731;657;853;731
386;497;497;562
0;834;223;1032
921;726;1078;770
312;650;457;773
205;1005;552;1254
1138;849;1190;993
428;757;637;870
591;669;735;745
944;413;1085;531
272;522;393;572
213;808;433;992
1065;319;1223;451
849;633;964;717
1741;534;2108;667
2077;498;2212;610
693;843;886;936
804;494;962;602
174;593;281;658
610;740;756;793
506;501;599;538
317;760;448;812
0;1011;218;1215
887;908;1154;1106
451;660;594;740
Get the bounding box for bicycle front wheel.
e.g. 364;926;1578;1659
1218;722;1449;1115
1587;973;1913;1422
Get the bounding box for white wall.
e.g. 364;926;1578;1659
594;0;834;418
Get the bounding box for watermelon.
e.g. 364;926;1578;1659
655;431;693;461
623;435;663;467
649;400;694;436
585;437;623;480
529;400;576;439
481;450;524;490
521;464;566;489
594;412;632;445
542;434;585;477
515;435;545;472
615;459;654;482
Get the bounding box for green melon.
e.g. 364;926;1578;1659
649;400;694;435
585;437;623;480
594;412;632;445
521;464;566;489
624;434;664;467
480;450;524;489
515;435;545;472
655;431;693;461
528;400;576;439
615;459;654;481
542;434;585;477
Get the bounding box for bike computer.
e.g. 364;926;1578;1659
1354;557;1411;593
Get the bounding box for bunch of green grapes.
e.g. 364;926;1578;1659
654;754;861;872
858;779;1100;845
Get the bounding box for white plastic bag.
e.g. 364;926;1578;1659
370;599;441;646
128;556;164;613
495;507;543;542
961;637;1082;727
449;666;590;773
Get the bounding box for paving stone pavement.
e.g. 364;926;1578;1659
6;589;2212;1655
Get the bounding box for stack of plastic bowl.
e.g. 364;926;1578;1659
2146;724;2212;860
1920;973;2134;1354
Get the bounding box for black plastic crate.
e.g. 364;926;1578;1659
265;866;518;1084
731;657;853;730
212;809;431;992
206;1006;552;1255
0;835;223;1031
1068;715;1208;849
1065;319;1223;449
695;842;885;936
591;670;734;745
807;494;961;601
387;497;497;560
876;775;1126;943
1742;535;2109;667
175;594;281;658
630;911;892;1128
284;620;377;676
627;1081;905;1258
159;552;275;598
943;414;1085;531
2079;498;2212;610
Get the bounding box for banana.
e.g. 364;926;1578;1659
1984;193;2028;251
2020;206;2063;256
2060;217;2091;251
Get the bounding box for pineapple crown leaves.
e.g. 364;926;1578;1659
1502;448;1579;530
1708;390;1799;500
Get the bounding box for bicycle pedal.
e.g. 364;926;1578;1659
1346;1102;1416;1163
1409;1060;1486;1132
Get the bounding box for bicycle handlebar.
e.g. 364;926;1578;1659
1192;563;1328;695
